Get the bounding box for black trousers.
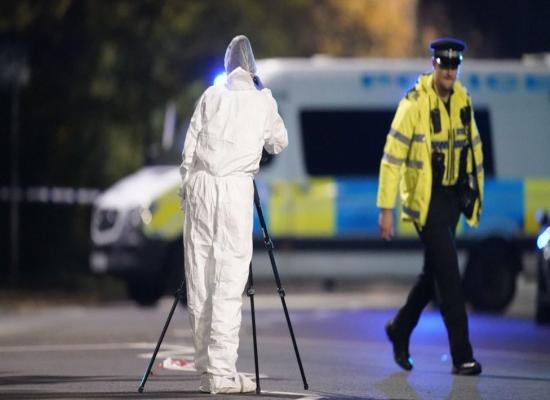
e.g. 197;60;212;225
393;185;473;366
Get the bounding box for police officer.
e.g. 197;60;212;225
377;37;484;375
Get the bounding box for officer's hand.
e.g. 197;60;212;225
378;209;394;240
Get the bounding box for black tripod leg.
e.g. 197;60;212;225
247;262;261;394
138;282;185;393
266;247;309;390
252;180;309;390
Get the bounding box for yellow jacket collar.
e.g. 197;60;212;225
415;72;467;100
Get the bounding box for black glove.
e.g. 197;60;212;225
252;75;264;90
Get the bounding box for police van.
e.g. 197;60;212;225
90;56;550;310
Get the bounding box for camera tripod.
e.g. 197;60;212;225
138;180;309;394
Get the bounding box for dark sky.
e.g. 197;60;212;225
419;0;550;57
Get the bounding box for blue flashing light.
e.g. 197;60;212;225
213;72;227;86
537;227;550;250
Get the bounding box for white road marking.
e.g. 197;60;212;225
137;343;194;359
0;342;192;354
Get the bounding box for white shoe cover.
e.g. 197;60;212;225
205;373;256;394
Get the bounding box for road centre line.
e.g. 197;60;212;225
0;342;191;353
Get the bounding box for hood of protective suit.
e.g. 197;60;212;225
224;35;257;74
226;67;255;90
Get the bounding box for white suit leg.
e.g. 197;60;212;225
206;177;254;376
184;173;216;374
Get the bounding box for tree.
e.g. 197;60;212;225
418;0;550;57
0;0;417;285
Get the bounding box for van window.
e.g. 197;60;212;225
300;109;395;176
473;109;494;176
300;108;494;177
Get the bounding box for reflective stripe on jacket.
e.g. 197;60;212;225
376;72;484;228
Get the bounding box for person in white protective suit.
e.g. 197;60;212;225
179;35;288;394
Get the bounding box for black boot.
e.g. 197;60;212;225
385;320;413;371
452;359;482;375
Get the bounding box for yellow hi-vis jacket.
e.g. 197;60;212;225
376;72;484;228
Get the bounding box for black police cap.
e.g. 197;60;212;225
429;37;466;68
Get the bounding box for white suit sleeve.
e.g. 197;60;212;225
262;90;288;155
178;93;205;207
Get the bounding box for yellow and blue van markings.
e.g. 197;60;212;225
462;179;523;236
524;180;550;234
268;178;336;237
144;186;183;240
336;178;380;235
149;177;550;240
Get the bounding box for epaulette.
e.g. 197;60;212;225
405;87;420;101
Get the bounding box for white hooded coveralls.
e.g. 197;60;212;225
179;45;288;378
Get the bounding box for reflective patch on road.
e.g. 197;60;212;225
259;391;322;399
258;392;384;400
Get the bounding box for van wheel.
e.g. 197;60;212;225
536;295;550;324
126;273;165;307
463;237;521;313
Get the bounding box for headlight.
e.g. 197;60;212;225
128;204;154;227
537;227;550;250
140;207;153;225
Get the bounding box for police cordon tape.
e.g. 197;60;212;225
0;186;100;205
